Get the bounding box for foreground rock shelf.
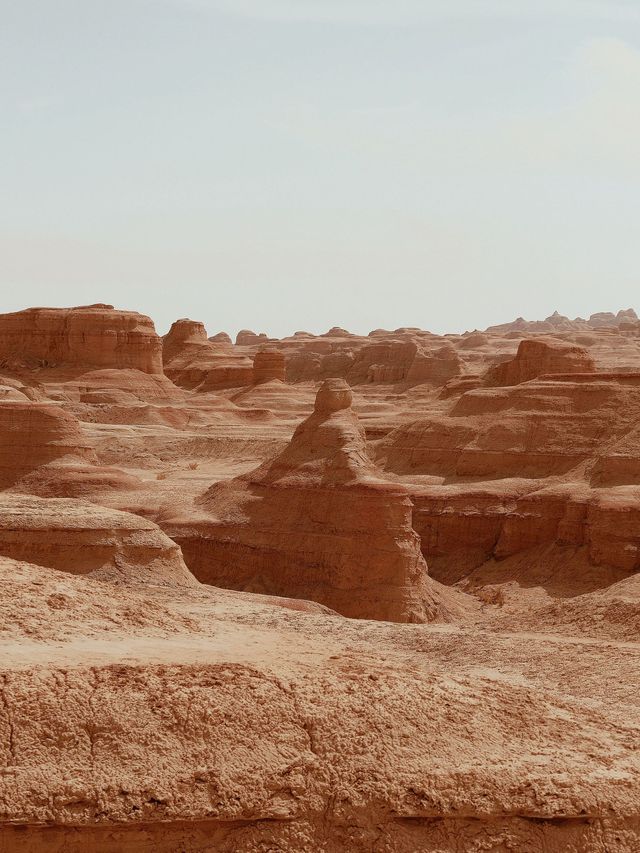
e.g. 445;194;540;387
2;557;640;853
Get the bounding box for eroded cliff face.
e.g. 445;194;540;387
0;493;196;586
372;368;640;630
252;347;285;384
0;401;95;485
0;305;163;373
3;305;640;851
487;338;596;386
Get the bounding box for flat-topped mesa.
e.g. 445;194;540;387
0;401;95;486
168;379;455;623
163;317;253;390
252;347;285;384
488;338;596;386
0;494;197;588
0;305;163;374
345;338;462;386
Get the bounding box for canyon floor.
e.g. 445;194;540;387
2;305;640;852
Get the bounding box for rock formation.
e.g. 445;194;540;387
168;379;454;622
0;400;142;497
163;318;254;389
0;493;196;586
252;347;285;384
209;331;232;344
487;338;596;385
484;307;638;335
235;329;271;346
0;304;163;373
0;401;95;486
5;302;640;851
347;339;418;383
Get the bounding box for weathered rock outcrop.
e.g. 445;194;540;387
487;338;596;386
163;318;253;390
252;348;285;384
0;494;196;587
406;342;462;385
412;481;640;575
235;329;271;346
167;379;455;622
281;333;462;387
0;401;95;486
484;308;638;334
379;376;638;480
0;305;163;373
347;340;418;383
0;400;142;497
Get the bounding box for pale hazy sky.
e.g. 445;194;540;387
2;1;640;336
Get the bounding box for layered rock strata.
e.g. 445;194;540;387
0;304;163;373
0;494;196;586
487;338;596;386
163;318;254;390
168;379;454;622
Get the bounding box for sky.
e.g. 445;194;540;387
2;1;640;337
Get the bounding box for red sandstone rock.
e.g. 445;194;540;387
487;338;596;385
0;401;95;486
379;376;640;480
348;339;418;383
163;318;254;390
484;307;638;335
280;332;462;387
209;331;233;344
0;493;197;586
0;400;143;497
4;553;640;851
252;347;285;384
167;379;457;622
0;305;163;373
235;329;271;346
406;342;462;385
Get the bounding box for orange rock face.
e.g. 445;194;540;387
0;493;196;586
488;338;596;385
5;304;640;851
252;347;285;384
0;401;95;486
0;304;163;373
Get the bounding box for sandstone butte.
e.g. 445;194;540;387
2;304;640;852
